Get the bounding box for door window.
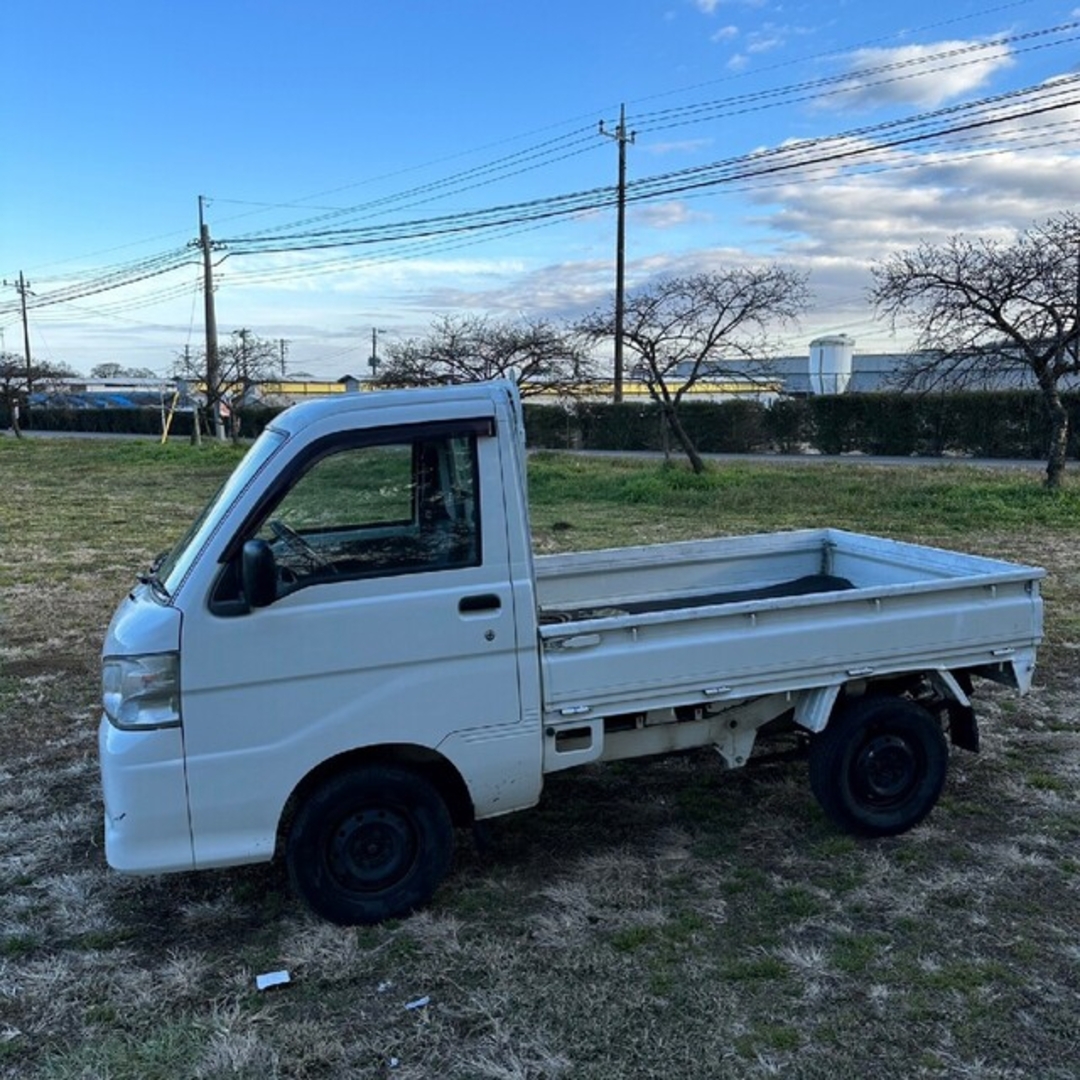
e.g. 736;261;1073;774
255;433;481;593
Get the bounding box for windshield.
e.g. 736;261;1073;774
158;428;288;597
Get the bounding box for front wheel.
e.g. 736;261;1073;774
809;696;948;837
287;765;454;925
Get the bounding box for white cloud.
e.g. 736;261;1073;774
693;0;764;11
716;22;811;63
826;39;1014;111
745;140;1078;268
643;137;713;155
631;201;712;228
746;32;784;55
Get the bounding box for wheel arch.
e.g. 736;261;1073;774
276;743;475;855
798;669;978;752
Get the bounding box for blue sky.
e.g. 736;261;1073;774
1;0;1077;378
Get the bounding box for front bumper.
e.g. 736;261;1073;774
98;716;195;873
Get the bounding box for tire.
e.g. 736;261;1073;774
286;765;454;925
809;696;948;838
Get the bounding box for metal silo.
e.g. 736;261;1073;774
808;334;855;395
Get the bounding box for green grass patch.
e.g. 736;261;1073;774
776;885;825;920
528;454;1080;540
72;928;136;951
832;933;885;974
41;1018;207;1080
0;933;41;958
1025;770;1071;794
722;954;790;982
735;1023;801;1058
610;925;659;953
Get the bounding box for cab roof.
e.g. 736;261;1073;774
267;380;518;437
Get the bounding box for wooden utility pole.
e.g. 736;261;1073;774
1074;237;1080;368
198;195;224;439
2;271;33;402
599;104;635;403
278;338;288;378
370;327;386;377
237;327;250;383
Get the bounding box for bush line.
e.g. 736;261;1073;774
4;392;1078;459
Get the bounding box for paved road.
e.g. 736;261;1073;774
542;448;1052;472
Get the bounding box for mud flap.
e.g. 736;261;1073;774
932;670;979;753
947;703;979;753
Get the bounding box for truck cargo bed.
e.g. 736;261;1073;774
536;529;1043;721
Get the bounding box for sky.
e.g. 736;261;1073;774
1;0;1078;380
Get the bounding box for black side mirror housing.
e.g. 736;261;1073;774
242;539;277;609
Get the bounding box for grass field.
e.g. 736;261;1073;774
1;438;1078;1080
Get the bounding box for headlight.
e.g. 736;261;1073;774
102;653;181;730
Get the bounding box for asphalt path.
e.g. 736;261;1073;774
557;448;1051;472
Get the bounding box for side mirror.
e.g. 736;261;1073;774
242;539;277;609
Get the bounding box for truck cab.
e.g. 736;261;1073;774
101;382;543;923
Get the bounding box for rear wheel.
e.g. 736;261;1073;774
809;696;948;837
287;765;454;924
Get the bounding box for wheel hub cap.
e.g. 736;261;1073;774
858;734;917;802
328;808;417;892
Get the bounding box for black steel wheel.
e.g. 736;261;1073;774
809;696;948;837
287;765;454;925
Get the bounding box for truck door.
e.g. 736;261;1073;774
179;418;537;867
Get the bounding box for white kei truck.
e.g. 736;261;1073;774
100;381;1045;924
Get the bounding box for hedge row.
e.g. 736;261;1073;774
0;405;281;439
3;392;1078;460
524;392;1080;460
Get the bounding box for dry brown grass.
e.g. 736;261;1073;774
1;438;1078;1079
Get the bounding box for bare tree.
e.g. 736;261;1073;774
377;315;593;398
872;212;1080;489
90;363;158;379
1;353;79;434
0;352;24;435
172;330;282;436
579;268;809;473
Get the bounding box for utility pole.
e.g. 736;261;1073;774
197;195;224;439
278;338;288;378
370;327;386;378
237;327;250;384
2;271;33;401
599;103;635;403
1073;237;1080;368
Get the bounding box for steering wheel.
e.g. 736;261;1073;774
269;520;338;574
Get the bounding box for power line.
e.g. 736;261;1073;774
222;20;1080;244
631;21;1080;134
3;29;1077;320
30;91;1075;311
216;77;1079;257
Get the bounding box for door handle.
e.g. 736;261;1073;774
459;593;501;614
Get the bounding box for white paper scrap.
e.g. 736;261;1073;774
255;970;291;991
404;995;430;1010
